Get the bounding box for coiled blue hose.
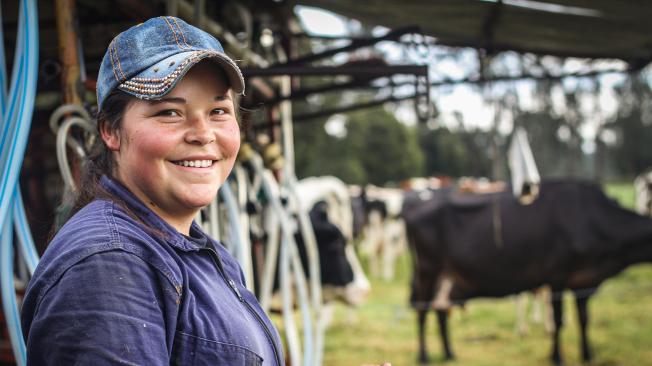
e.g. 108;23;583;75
0;0;40;365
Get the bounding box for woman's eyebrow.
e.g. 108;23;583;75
150;97;186;104
215;95;232;102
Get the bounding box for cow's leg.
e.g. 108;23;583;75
417;309;430;364
432;275;453;309
574;291;593;363
436;309;455;360
543;286;555;334
515;292;528;336
550;289;564;365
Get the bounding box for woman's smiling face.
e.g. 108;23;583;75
101;60;240;234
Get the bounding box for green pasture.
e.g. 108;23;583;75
321;182;652;366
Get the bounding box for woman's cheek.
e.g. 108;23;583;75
140;131;178;156
221;123;241;155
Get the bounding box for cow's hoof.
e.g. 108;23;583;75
444;353;456;362
550;355;564;366
417;354;430;365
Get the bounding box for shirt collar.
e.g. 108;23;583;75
100;175;202;252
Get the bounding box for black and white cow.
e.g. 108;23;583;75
352;185;407;281
403;180;652;365
242;174;370;309
294;176;371;306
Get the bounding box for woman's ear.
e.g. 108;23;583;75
99;121;120;151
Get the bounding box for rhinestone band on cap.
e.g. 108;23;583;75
118;50;215;96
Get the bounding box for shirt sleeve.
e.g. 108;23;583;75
25;250;174;365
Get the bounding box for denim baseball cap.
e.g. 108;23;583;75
97;16;245;111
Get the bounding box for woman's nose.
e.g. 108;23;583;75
185;116;215;145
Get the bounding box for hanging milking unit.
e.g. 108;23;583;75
508;126;541;204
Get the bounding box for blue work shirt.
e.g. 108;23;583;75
21;176;283;365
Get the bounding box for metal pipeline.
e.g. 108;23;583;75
259;201;280;312
234;164;255;292
247;152;315;366
284;170;324;366
261;167;303;366
55;116;95;191
275;40;324;366
206;197;220;239
218;181;255;291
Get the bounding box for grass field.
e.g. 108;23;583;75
321;182;652;366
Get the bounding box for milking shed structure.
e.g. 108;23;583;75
2;0;652;365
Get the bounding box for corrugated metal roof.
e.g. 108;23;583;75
291;0;652;67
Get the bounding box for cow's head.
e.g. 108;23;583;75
294;176;373;306
297;200;370;306
307;201;353;285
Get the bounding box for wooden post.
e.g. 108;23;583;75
55;0;82;105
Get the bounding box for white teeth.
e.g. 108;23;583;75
175;160;213;168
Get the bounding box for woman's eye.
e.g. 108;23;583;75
156;109;180;117
211;108;226;115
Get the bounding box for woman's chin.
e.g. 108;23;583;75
190;197;216;209
174;194;218;212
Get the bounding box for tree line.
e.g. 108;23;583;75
293;70;652;186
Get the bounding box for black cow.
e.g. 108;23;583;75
295;201;354;288
403;180;652;365
350;188;388;242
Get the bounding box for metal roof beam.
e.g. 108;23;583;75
252;92;428;129
481;0;503;55
429;67;628;87
277;25;422;66
243;64;428;77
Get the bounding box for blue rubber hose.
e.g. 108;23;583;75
0;1;39;365
13;185;39;275
0;0;38;228
1;215;26;366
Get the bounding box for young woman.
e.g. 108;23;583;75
21;16;283;365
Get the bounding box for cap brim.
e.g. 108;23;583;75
118;50;245;100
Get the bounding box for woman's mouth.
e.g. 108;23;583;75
172;159;215;168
